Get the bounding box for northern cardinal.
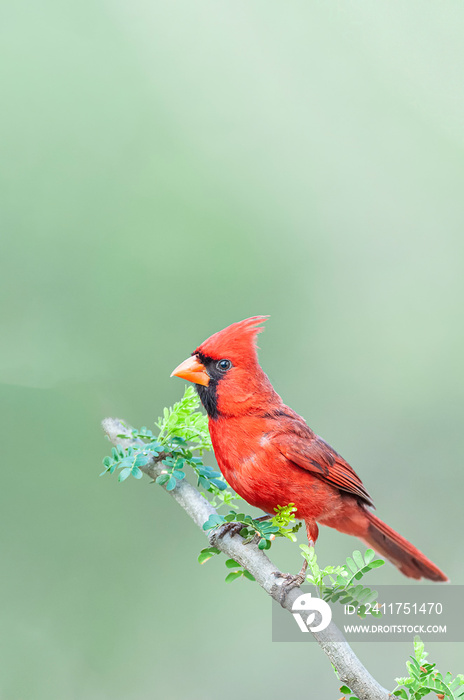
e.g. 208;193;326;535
171;316;447;582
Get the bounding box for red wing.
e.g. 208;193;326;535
272;431;374;507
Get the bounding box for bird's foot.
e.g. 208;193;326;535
215;521;243;540
273;560;308;603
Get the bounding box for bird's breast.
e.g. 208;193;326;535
208;417;272;498
207;415;339;519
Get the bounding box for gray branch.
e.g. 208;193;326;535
102;417;390;700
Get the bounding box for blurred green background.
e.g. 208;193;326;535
1;1;463;697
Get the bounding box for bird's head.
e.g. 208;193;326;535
171;316;278;419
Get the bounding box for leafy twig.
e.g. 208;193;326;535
300;546;384;618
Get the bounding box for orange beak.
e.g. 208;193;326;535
170;355;210;386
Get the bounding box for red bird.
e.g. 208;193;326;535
171;316;447;582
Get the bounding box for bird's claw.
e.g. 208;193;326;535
273;571;306;603
216;521;243;540
273;559;308;603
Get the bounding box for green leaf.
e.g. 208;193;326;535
243;571;255;581
198;547;221;564
364;549;375;564
118;468;131;482
350;585;364;599
165;476;177;491
202;514;225;530
225;559;240;568
119;457;133;468
339;596;354;605
225;571;242;583
414;635;425;663
345;557;358;574
210;478;227;490
155;474;170;485
198;476;210;489
131;466;143;479
339;686;352;694
352;550;364;569
360;589;378;605
368;560;385;569
204;546;221;555
198;552;214;565
134;454;150;467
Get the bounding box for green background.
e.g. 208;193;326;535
1;1;463;697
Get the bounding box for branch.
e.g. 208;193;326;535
102;417;390;700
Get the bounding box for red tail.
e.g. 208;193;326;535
362;510;448;582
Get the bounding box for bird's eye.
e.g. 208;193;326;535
216;359;232;372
